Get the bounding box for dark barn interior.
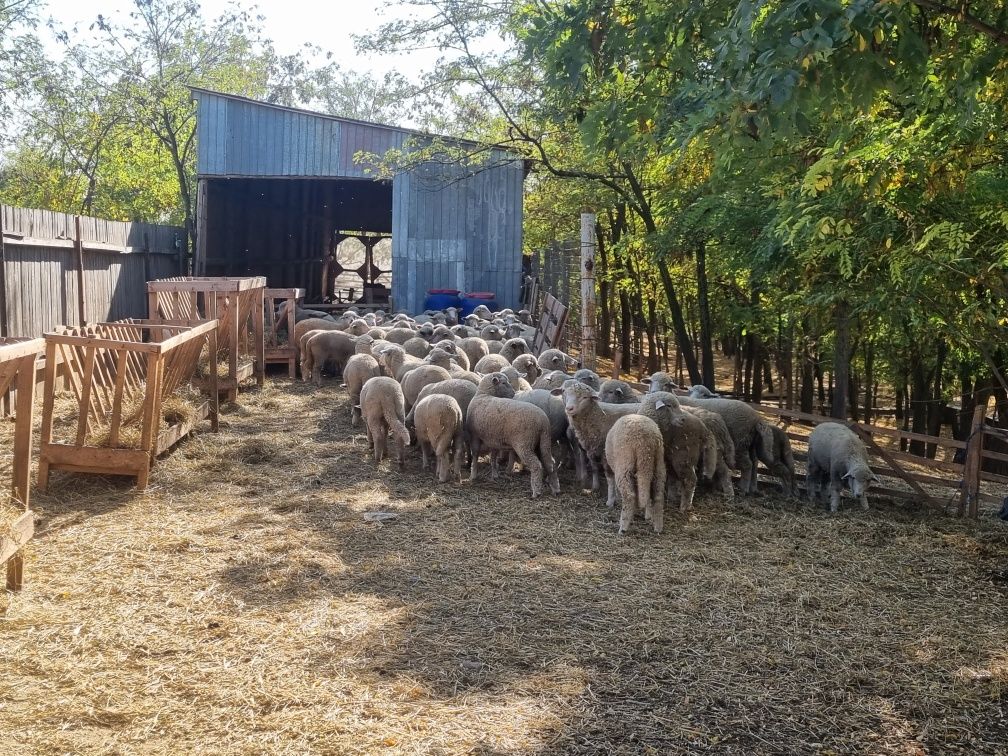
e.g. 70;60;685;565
203;177;393;302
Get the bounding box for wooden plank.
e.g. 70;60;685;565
74;347;97;447
12;352;37;508
849;425;938;508
2;510;33;590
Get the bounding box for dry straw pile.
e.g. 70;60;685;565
1;379;1007;754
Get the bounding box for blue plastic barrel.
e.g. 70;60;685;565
424;289;462;312
460;291;497;317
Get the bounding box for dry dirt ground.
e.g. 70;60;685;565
2;377;1008;755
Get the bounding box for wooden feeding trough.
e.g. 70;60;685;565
38;320;219;492
0;338;44;591
147;276;266;401
264;287;305;379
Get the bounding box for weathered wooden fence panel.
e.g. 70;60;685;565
0;205;185;338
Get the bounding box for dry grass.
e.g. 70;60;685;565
1;377;1007;754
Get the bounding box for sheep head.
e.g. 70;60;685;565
640;391;682;414
558;379;598;418
647;371;679;394
478;372;516;399
425;348;452;369
573;369;601;390
512;354;540;382
503;338;528;356
843;463;878;498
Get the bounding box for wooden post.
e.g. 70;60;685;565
959;403;986;518
580;212;597;370
612;348;621;379
0;206;8;338
195;179;208;276
74;215;86;326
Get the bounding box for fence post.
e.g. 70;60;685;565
580;212;597;370
959;403;986;518
74;215;86;326
0;205;8;337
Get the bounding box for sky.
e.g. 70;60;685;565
37;0;445;77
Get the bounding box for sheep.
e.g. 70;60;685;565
466;373;560;498
354;334;376;355
458;337;489;369
532;370;573;391
342;353;381;426
451;325;476;339
559;379;639;493
474;353;511;374
434;339;469;371
806;422;877;512
403;336;432;359
638;392;717;514
346;318;371;336
431;324;454;342
499;338;530;363
413;394;465;483
573;369;601;390
418;322;435;340
301;330;356;385
511;354;541;384
293;317;342;360
513;388;581;474
538;348;578;373
400;349;453;410
480;324;504;342
367;327;387;340
407;379;479;427
501;367;532;392
472;304;493;321
598;379;641;404
688;384;720;398
377;344;422;382
383;328;418;345
605;414;666;535
682;406;736;499
646;371;680;394
758;423;797;496
358;376;411;466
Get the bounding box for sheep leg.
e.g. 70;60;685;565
636;456;653;524
514;443;544;498
829;469;843;513
859;491;870;511
373;421;387;464
651;453;666;534
420;439;431;470
451;431;465;482
716;462;734;499
604;463;617;509
616;471;637;535
746;445;760;494
434;435;453;483
395;436;406;468
350;396;361;427
541;445;560;495
677;465;697;514
469;437;482;482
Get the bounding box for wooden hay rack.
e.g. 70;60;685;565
38;319;219;492
532;292;569;355
0;338;44;591
264;287;305;379
147;276;265;401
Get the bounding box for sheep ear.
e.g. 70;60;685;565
550;388;563;396
842;472;853;480
491;375;501;385
655;399;665;409
615;387;624;397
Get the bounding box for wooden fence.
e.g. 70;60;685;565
0;205;186;338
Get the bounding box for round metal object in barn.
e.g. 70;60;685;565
424;289;462;312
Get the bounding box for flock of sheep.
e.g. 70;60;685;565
283;301;879;534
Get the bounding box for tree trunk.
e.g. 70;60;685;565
696;241;714;388
831;302;850;419
863;340;875;424
925;340;947;458
908;356;931;456
595;222;611;359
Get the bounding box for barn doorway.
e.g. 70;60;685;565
201;177;393;303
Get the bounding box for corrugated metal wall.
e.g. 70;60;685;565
0;205;184;337
193;88;524;312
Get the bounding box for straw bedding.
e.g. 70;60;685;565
2;378;1007;754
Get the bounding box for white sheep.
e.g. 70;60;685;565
434;339;470;371
413;394;465;483
400;348;453;410
688;384;720;398
573;369;601;390
480;324;504;342
605;414;666;535
474;353;511;374
499;338;530;363
511;354;541;384
301;330;356;386
467;373;560;498
342;353;380;426
458;337;489;369
383;328;418;345
559;379;639;495
532;370;573;391
376;344;422;381
358;376;411;466
403;336;432;358
682;405;735;499
806;422;877;512
598;379;641;404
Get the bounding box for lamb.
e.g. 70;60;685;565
480;324;504;342
342;353;380;426
472;304;493;321
513;388;580;471
499;338;530;363
511;354;541;384
559;380;639;494
688;384;720;398
598;379;641;404
646;371;680;394
758;424;797;496
501;367;532;392
301;330;357;385
452;325;476;339
358;376;411;466
431;324;454;342
638;392;718;514
474;353;511;374
346;318;371;336
293;317;342;360
367;327;387;340
354;334;376;355
412;394;465;483
458;337;490;369
538;348;578;373
377;344;422;382
400;349;454;409
434;339;469;371
605;414;666;535
682;405;736;499
403;336;432;358
466;373;560;497
573;369;601;390
806;422;877;512
532;370;572;391
407;378;479;427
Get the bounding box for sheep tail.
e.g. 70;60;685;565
702;429;718;480
384;404;411;447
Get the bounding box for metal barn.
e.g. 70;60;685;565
191;89;525;312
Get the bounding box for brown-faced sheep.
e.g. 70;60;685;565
466;373;560;498
413;394;465;483
605;414;666;535
358;376;411;466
